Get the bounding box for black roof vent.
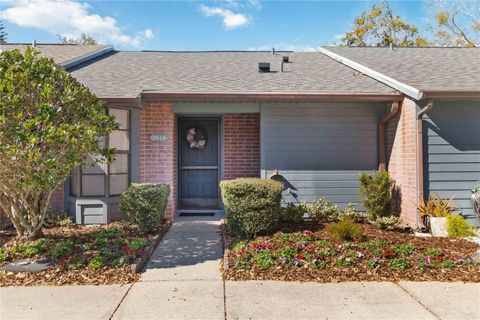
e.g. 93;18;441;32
282;56;289;63
259;62;270;73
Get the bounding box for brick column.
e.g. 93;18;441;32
224;113;260;180
385;97;418;227
50;186;65;213
139;103;177;221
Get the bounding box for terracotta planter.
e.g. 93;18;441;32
471;192;480;217
430;217;448;237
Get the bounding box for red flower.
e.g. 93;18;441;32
296;254;305;260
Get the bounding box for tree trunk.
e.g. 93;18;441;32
0;189;52;239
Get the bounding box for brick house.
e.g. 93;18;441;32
2;44;479;228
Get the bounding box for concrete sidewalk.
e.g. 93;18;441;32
225;281;480;320
1;280;478;319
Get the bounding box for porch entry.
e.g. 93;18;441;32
178;117;220;209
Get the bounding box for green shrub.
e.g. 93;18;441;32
254;251;275;270
388;258;411;269
338;203;365;222
88;255;105;269
440;260;455;269
66;256;86;270
280;202;308;223
231;240;247;252
373;216;403;230
424;247;443;257
120;183;170;234
334;256;355;267
446;215;477;238
359;239;391;250
359;171;393;221
220;178;283;238
35;238;53;253
392;244;415;256
12;244;40;258
0;248;7;263
308;197;340;223
327;218;363;241
49;241;73;260
126;238;149;251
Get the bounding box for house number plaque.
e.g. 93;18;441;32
149;134;169;142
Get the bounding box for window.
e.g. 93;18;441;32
70;108;131;197
108;109;130;196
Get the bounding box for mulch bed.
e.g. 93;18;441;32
0;222;168;286
223;222;480;282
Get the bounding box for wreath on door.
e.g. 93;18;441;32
186;127;207;150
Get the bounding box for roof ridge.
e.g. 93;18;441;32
322;46;479;49
2;43;105;46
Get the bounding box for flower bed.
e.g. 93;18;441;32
0;222;168;286
223;223;480;282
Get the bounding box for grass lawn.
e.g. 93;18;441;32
0;222;166;286
224;222;480;282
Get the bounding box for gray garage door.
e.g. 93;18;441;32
424;101;480;226
261;102;386;209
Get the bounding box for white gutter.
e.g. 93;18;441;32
61;45;114;70
318;47;424;101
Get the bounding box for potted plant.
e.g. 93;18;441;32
472;182;480;218
418;194;457;237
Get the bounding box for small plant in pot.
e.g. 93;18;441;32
471;182;480;218
418;194;457;237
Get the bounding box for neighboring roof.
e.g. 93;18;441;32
0;43;113;69
322;47;480;99
69;51;398;100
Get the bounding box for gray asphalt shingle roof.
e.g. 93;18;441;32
0;44;108;66
69;51;397;98
324;47;480;93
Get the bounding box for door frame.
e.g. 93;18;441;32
176;115;224;210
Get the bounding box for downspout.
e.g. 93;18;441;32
378;101;400;171
416;100;434;228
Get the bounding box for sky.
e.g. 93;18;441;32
1;0;431;51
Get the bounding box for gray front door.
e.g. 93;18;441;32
178;118;220;208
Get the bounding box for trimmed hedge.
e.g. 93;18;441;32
119;183;170;233
220;178;283;238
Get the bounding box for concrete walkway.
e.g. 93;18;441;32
1;215;479;320
112;215;225;320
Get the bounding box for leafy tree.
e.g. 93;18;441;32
0;48;117;239
342;0;427;47
58;33;98;45
427;0;479;47
0;21;7;44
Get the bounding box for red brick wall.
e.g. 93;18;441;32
139;103;176;222
50;186;65;213
224;113;260;180
386;97;418;227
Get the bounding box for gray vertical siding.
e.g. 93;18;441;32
261;102;386;209
424;101;480;226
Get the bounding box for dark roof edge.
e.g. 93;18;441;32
138;91;403;103
61;45;114;70
318;47;424;100
422;90;480;100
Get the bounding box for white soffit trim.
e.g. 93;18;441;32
318;47;424;100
